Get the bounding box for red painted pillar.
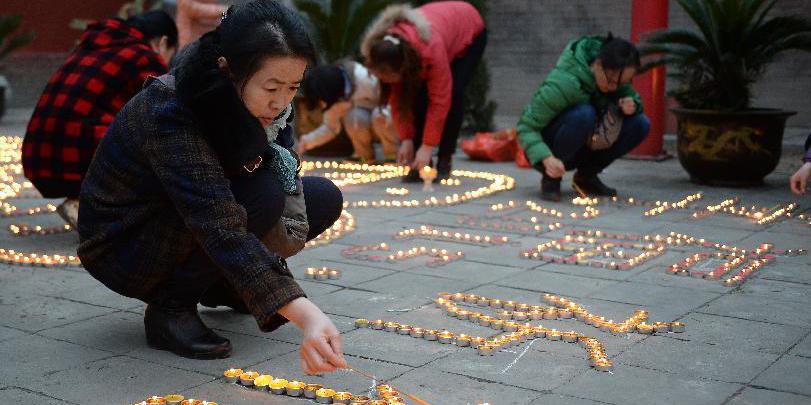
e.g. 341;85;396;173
627;0;670;160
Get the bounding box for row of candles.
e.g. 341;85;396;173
521;231;665;270
457;212;563;235
222;368;404;404
642;193;703;217
394;225;512;246
341;242;464;267
304;267;342;280
132;395;214;405
305;210;355;249
8;223;72;236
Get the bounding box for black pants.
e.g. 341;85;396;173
412;29;488;163
155;170;343;306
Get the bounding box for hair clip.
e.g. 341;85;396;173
383;35;400;45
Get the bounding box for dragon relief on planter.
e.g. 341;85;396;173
679;123;770;162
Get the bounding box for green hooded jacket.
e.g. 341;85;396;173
517;35;643;166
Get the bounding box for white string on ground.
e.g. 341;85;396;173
499;338;537;374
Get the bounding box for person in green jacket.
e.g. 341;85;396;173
517;34;649;201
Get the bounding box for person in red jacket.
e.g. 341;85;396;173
22;11;177;227
362;1;486;182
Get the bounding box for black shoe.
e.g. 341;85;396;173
200;282;250;314
144;303;232;359
434;156;452;183
541;175;562;202
572;172;617;197
402;168;422;183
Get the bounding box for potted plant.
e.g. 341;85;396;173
0;14;36;122
643;0;811;186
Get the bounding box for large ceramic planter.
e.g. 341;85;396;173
673;108;796;186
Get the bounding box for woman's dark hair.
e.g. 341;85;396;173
598;33;641;70
126;10;178;48
302;65;346;110
174;0;316;174
367;34;422;121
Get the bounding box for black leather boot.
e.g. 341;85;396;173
572;172;617;197
144;301;232;359
541;175;562;202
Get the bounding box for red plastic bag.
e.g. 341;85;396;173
515;141;532;168
462;128;517;162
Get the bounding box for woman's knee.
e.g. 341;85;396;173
624;113;651;144
230;168;286;236
302;176;343;237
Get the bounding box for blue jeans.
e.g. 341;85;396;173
539;103;650;175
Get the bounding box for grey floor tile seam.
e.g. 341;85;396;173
118;352;242;380
692;309;811;328
37;293;139;311
441;369;551;395
1;386;82;405
31;330;123;355
23;307;123;334
757;276;811;287
720;330;811;404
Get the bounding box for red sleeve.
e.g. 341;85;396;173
389;84;415;141
421;44;452;147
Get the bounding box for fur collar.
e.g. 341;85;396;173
361;4;431;60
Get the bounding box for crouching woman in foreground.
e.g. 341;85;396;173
77;0;346;375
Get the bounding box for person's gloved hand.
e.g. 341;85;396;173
790;162;811;195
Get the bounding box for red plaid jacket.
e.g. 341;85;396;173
23;18;167;198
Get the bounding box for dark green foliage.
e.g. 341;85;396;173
642;0;811;110
294;0;398;64
0;14;35;63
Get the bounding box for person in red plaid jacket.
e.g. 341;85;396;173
22;11;178;227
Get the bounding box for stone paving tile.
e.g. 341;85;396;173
633;265;739;294
661;312;808;355
298;279;344;297
528;261;648;282
751;355;811;397
727;387;811;405
387;366;544;405
340;327;460;367
788;332;811;358
51;282;144;311
0;325;25;342
309;289;432;320
0;294;115;332
250;350;413;394
738;278;811;305
759;263;811;285
614;335;779;383
0;387;71;405
398;258;528;284
555;364;743;405
527;393;617;405
737;230;811;253
586;281;721;315
354;271;482;299
0;267;94;297
495;269;622;298
37;311;143;354
33;356;213;405
432;345;586;392
294;261;396;288
126;330;299;377
0;334;111;387
699;294;811;327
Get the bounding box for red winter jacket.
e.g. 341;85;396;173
23;19;167;198
364;2;484;147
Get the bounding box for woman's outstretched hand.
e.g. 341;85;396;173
279;297;347;374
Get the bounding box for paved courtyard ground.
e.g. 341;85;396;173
1;108;810;405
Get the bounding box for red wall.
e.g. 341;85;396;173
0;0;123;53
